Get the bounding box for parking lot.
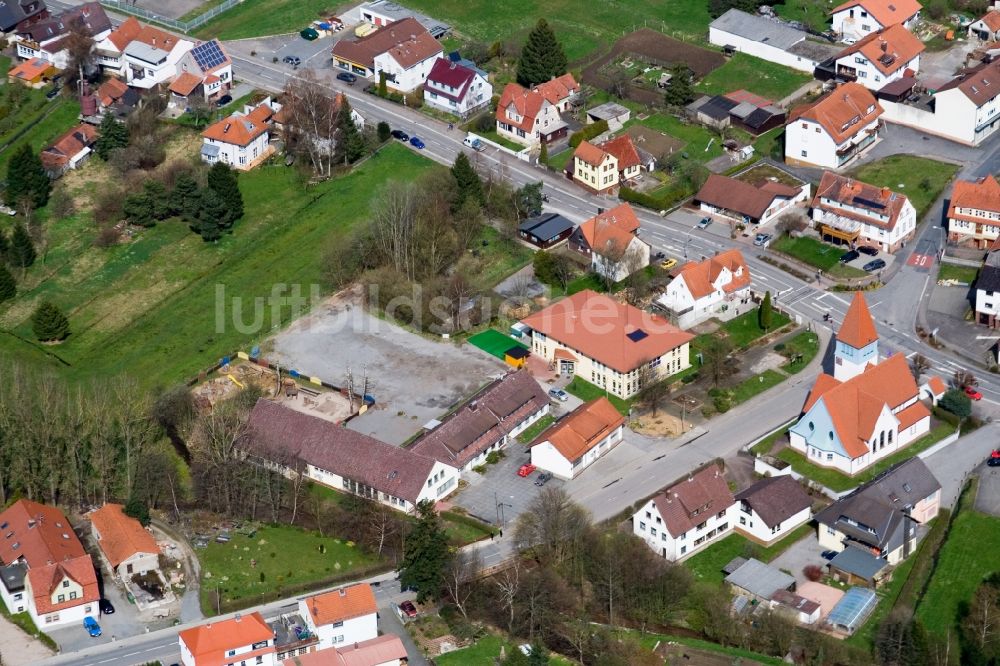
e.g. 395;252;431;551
270;291;508;445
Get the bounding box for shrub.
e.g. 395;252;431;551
932;405;961;427
804;564;823;582
31;301;70;341
485;451;501;465
681;372;699;384
472;464;487;474
774;343;786;352
713;395;731;413
568;119;609;148
939;388;972;419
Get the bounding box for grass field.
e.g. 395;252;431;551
0;142;435;387
630;630;785;665
780;330;820;374
848;155;960;219
194;0;335;39
684;524;813;585
772;235;869;278
938;263;978;284
720;309;791;349
436;634;574;665
198;524;380;612
729;369;786;404
467;329;527;359
639;113;728;163
565;376;631;415
695;53;812;102
517;413;555;443
774;0;830;31
0;98;82;176
476;129;525;152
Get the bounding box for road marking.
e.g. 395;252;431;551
907;252;935;268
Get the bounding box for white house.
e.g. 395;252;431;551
170;39;233;106
788;292;939;476
179;612;277;666
709;9;840;73
830;0;922;43
969;11;1000;41
530;397;625;480
947;174;1000;248
694;171;810;226
976;240;1000;327
25;557;100;628
785;82;883;169
832;24;924;91
633;464;737;561
89;503;161;580
734;476;813;545
656;249;753;330
495;82;567;147
811;171;917;252
101;18;193;89
201;102;275;171
245;399;460;514
423;57;491;117
332;17;442;92
14;2;111;70
568;203;650;283
299;584;378;650
40;124;98;177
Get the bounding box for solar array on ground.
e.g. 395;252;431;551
468;329;528;360
192;40;228;71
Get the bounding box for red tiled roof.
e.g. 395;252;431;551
788;82;883;145
8;57;53;81
576;202;641;251
521;290;694;374
532;397;624;463
89;503;159;569
836;24;924;76
696;173;802;221
724;89;773;107
201;104;270;146
674;249;751;300
40;124;97;170
97;77;128;107
948;175;1000;223
169;71;201;96
303;584;377;627
0;499;85;568
652;464;735;538
979;11;1000;32
814;171;911;232
838;291;879;349
926;375;946;396
281;635;408;666
332;17;441;70
496;82;546;134
573;140;609;167
28;554;99;615
179;612;275;666
533;73;578;105
106;16;141;52
600;134;641;170
831;0;922;27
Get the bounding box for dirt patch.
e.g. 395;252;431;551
631;411;692;437
653;639;770;665
0;615;54;666
582;29;725;105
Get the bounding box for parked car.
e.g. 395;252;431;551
863;258;886;272
840;250;860;264
409;136;425;149
697;217;712;229
753;233;773;248
282;55;301;67
390;129;409;141
534;472;552;487
215;94;233;107
336;71;357;84
300;27;319;40
660;257;677;270
965;385;983;400
548;388;568;402
83;616;102;637
517;463;536;477
398;601;417;618
653;250;666;259
989;457;1000;467
820;550;838;561
463;136;486;152
98;599;115;615
858;245;879;256
46;87;60;99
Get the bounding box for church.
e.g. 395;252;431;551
788;292;945;476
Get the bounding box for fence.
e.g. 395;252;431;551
99;0;244;34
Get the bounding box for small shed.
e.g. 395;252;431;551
586;102;631;131
828;547;888;588
518;213;576;249
504;346;530;368
724;558;795;602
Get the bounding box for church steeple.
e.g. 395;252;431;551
834;292;879;381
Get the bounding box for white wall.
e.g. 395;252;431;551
28;596;94;628
115;552;159;579
125;40;194;89
531;423;624;479
298;599;378;649
424;72;492;116
835;53;920;91
831;9;886;42
202;132;270;171
456;404;549;475
707;28;819;72
373;52;438;93
0;580;26;614
736;505;811;544
785;118;840;169
633;498;737;561
880;90;1000;146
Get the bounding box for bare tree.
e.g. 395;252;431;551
369;181;420;280
494;561;521;634
910;353;932;381
442;549;482;620
281;71;341;177
64;16;96;87
605;65;631;99
635;369;671;415
954;368;977;389
513;487;591;567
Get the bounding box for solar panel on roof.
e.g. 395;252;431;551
192;40;227;72
852;196;885;210
627;329;648;342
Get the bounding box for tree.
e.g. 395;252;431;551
377;120;391;143
64;15;96;87
0;264;15;302
513;487;590;567
170;172;201;220
442;549;481;620
335;96;366;164
31;300;70;341
9;224;36;271
702;336;735;386
190;189;228;241
398;501;449;602
962;579;1000;664
516;19;568;87
635;375;671;415
95;112;129;160
124;497;151;526
207;162;243;227
759;290;773;331
515;181;544;219
954;368;977;390
875;610;929;666
939;388;972;420
663;66;695;107
123;190;156;227
451;152;484;210
6;144;51;209
282;71;341;177
910;353;932;381
378;71;388;97
143;180;171;221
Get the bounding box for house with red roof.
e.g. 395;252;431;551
280;635;408;666
520;289;693;398
571;134;642;193
970;11;1000;41
830;0;922;44
14;3;112;71
298;583;378;650
179;611;276;666
947;175;1000;248
832;24;924;91
40;123;98;177
423;57;491;117
632;463;737;561
785;82;883;169
568;203;650;282
495;82;567;148
170;39;232;106
694;169;810;227
95;16;194;89
811;171;917;252
332;17;442;93
89;503;160;580
201;101;277;170
529;397;625;479
0;499;99;627
655;249;753;329
789;292;943;475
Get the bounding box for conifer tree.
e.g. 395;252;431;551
451;152;484;210
516;19;568;87
206;162;243;227
336;98;366;164
190;188;227;242
0;264;15;303
398;501;449;603
95;112;129;160
9;224;36;269
170;173;201;220
31;300;70;341
6;144;51;208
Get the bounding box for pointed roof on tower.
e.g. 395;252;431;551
838;292;879;349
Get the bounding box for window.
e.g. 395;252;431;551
650;528;657;537
801;150;808;157
661;533;667;542
62;580;69;588
680;545;687;555
716;510;725;519
639;521;646;530
228;650;237;657
69;591;77;600
57;594;65;602
826;453;834;461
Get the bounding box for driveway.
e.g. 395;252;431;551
921;423;1000;509
46;569;146;652
974;462;1000;517
768;534;827;585
225;31;346;83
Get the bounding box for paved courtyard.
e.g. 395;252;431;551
974;463;1000;518
768;533;827;585
270;292;508;444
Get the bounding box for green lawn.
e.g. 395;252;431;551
179;0;229;22
695;53;812;102
0;98;81;176
194;0;334;39
565;272;606;295
440;511;496;546
476;129;525;152
639;113;728;164
774;0;830;31
198;524;381;613
720;309;791;348
848;155;960;219
772;235;866;278
629;630;785;665
517;414;556;443
545;147;573;172
729;369;785;404
0;143;434;387
938;263;978;284
753;127;785;162
684;523;814;585
750;424;792;456
472;226;534;290
779;330;820;374
565;376;631;415
917;484;1000;636
776;423;956;492
436;634;575;665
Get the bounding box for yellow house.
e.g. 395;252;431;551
8;57;57;88
573;140;618;192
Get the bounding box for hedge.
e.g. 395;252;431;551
568;119;609;148
932;405;961;428
619;183;694;212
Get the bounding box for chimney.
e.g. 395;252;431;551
880;40;887;52
223;123;231;133
234;613;241;622
469;400;478;411
881;187;890;198
338;588;346;597
152;37;156;47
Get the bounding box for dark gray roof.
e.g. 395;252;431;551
0;563;26;593
724;558;795;599
0;0;46;33
787;39;841;63
698;95;739;121
17;2;109;42
244;399;443;504
735;475;812;528
815;457;940;551
587;102;630;121
978;264;1000;292
710;9;806;51
743;107;785;130
518;213;575;241
723;556;748;574
829;546;887;580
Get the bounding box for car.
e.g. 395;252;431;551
215;94;233;107
46;87;60;100
965;385;983;400
336;71;357;84
863;258;886;272
463;136;486;152
548;388;569;402
517;463;536;477
858;245;879;256
0;204;16;216
989;457;1000;467
409;136;425;149
697;217;712;229
390;129;409;141
534;472;552;487
840;250;860;264
83;616;102;637
820;550;838;561
98;599;115;615
282;55;301;67
398;601;417;618
753;233;773;248
300;27;319;40
660;257;677;270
